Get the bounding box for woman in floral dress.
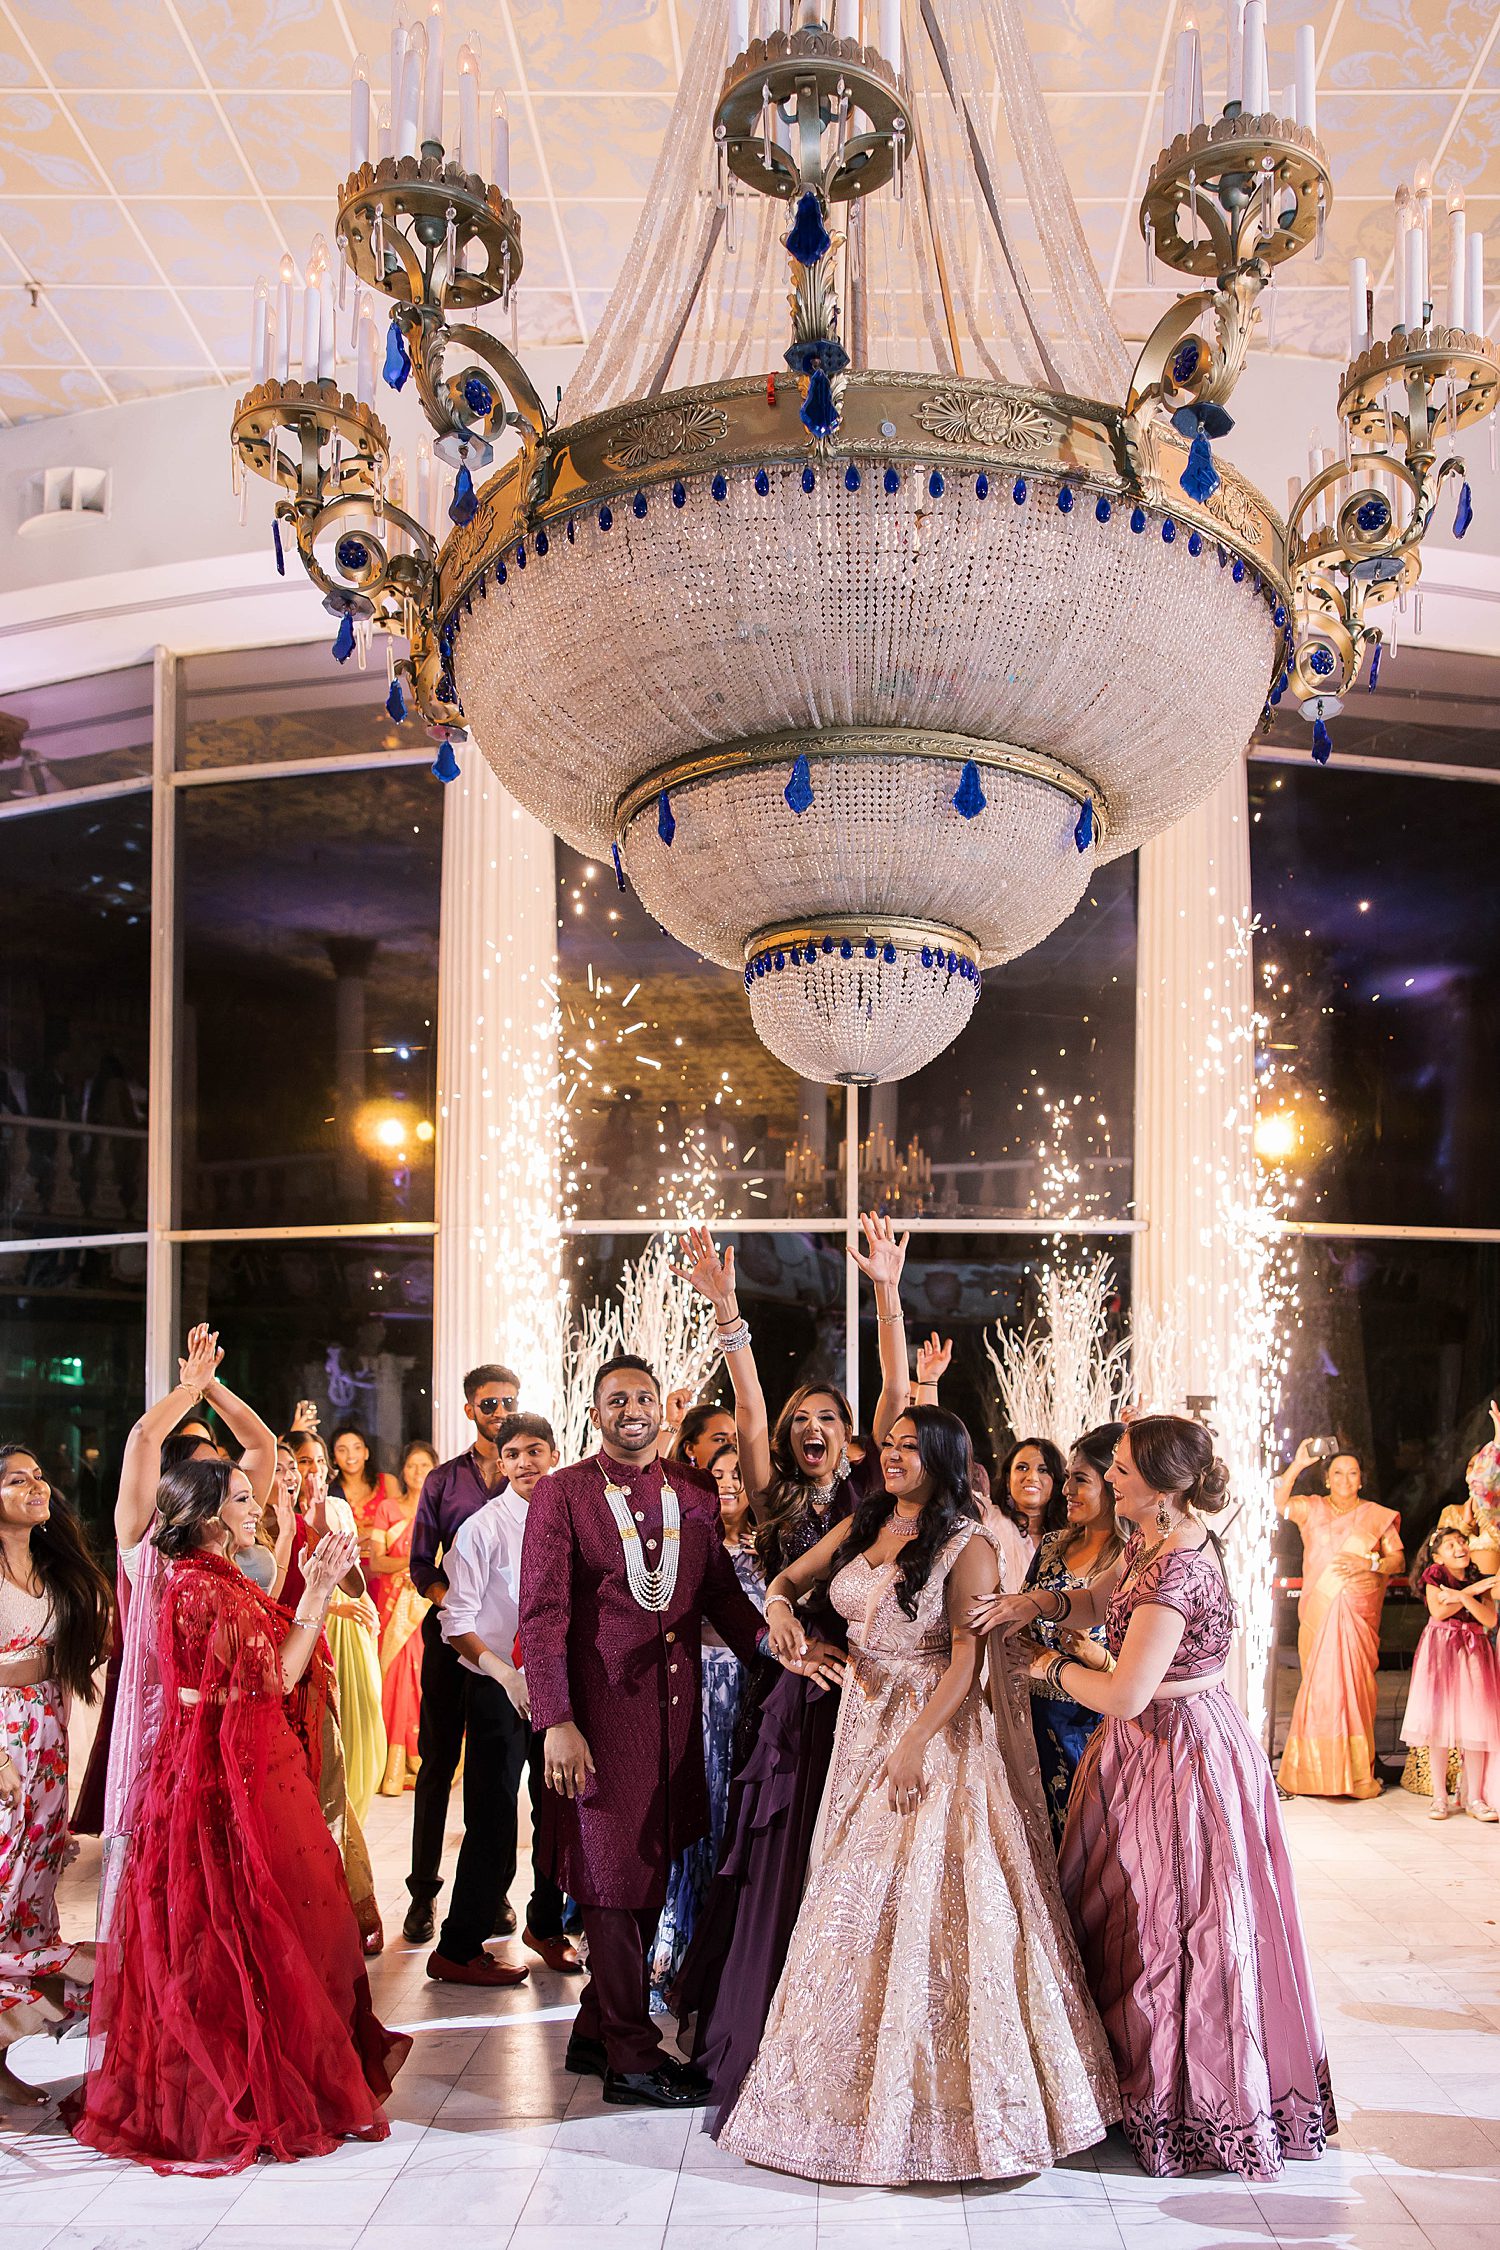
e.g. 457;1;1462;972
0;1443;112;2106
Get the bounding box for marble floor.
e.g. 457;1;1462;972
7;1779;1500;2250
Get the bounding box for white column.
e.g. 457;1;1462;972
1133;753;1278;1727
431;756;561;1457
144;648;179;1403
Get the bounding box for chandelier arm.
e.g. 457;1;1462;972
431;315;551;442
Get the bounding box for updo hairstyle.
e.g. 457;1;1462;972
1126;1414;1232;1513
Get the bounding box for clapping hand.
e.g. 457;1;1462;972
848;1210;909;1291
178;1324;222;1394
301;1530;360;1606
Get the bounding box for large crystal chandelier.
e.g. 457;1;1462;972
231;0;1497;1086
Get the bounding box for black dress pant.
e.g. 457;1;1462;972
574;1905;666;2074
407;1605;467;1905
523;1731;568;1941
436;1672;528;1963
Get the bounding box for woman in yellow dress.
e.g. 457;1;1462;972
291;1431;386;1825
1276;1442;1403;1799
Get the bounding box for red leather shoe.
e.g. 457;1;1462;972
425;1949;529;1988
523;1927;583;1974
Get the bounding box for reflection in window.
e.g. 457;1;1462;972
557;845;839;1221
181;644;414;771
0;666;152;803
885;858;1136;1220
179;1236;434;1468
566;1231;847;1418
1251;763;1500;1227
1284;1236;1500;1547
858;1233;1132;1475
0;794;151;1240
177;770;442;1229
0;1245;146;1551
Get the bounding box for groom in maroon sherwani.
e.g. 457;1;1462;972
519;1353;766;2108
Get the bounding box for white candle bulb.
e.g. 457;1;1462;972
275;251;294;381
389;0;408;102
1294;23;1316;136
1393;184;1410;330
317;256;336;380
421;0;445;147
350;53;371;170
879;0;900;75
457;42;480;170
355;295;377;407
490;87;510;193
1185;20;1203;128
1468;230;1485;337
1406;216;1426;332
1241;0;1267;114
1170;26;1193;139
1227;0;1243;104
300;251;321;384
397;21;424;158
1348;256;1367;359
377;101;392;162
733;0;752;49
833;0;857;37
1447;187;1466;329
248;275;268;384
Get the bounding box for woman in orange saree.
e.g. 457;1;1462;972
1276;1445;1403;1799
365;1441;435;1797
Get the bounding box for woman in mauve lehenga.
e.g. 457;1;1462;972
669;1220;911;2131
718;1407;1118;2187
984;1415;1335;2182
1275;1441;1402;1799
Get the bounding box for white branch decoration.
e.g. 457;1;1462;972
984;1253;1132;1451
556;1234;723;1465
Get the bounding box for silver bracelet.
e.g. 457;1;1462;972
718;1319;752;1352
765;1593;795;1613
289;1614;320;1633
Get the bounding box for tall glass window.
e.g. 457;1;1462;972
0;1245;146;1552
0;665;152;803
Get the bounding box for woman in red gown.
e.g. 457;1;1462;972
72;1458;409;2173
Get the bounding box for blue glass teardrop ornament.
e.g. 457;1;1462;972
1074;795;1095;852
632;490;647;519
1095;495;1111;523
1012;477;1027;503
272;517;285;576
712;472;728;501
671;480;686;508
883;465;899;495
845;463;861;492
1057;485;1074;513
449;463;477;526
383;316;410;391
785;189;832;267
386;676;406;724
754;468;770;496
1368;640;1383;692
1130;506;1146;533
1179;428;1221;502
331;609;356;665
611;844;626;892
784;754;814;815
598;504;613;529
1455;480;1474;539
952;759;987;820
431;736;461;783
928;470;945;498
801;463;816;493
1310;714;1332;764
800;369;839;438
657;790;676;846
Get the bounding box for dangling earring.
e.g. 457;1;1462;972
835;1444;851;1483
1155;1496;1172;1537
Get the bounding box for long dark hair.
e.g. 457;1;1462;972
830;1406;980;1619
670;1399;734;1465
753;1382;855;1578
994;1434;1067;1535
153;1458;238;1560
1057;1421;1125;1570
0;1444;113;1702
329;1421;379;1479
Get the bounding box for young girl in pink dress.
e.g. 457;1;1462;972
1401;1527;1500;1822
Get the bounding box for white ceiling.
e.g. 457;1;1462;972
0;0;1496;426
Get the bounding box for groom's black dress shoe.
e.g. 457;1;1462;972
602;2065;703;2109
564;2033;608;2078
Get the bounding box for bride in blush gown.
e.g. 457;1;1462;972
718;1407;1118;2187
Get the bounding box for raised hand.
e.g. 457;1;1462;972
178;1324;222;1394
671;1224;736;1316
848;1210;909;1291
290;1398;320;1434
301;1530;360;1606
915;1332;952;1386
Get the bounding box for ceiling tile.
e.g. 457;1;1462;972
558;198;647;292
0;198;160;288
133;197;285;287
0;365;112;421
0;285;88;363
509;202;571;292
69;90;249;196
15;0;199;89
0;92;98;195
1023;0;1164;95
1446;93;1500;197
43;285;215;368
99;367;225;401
508;0;680;94
171;0;352;90
175;283;267;364
1322;0;1493;93
1311;90;1460;196
220;88;345;196
1039;94;1149;204
517;288;589;348
538;94;675;199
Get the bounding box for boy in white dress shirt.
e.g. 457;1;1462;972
428;1414;580;1983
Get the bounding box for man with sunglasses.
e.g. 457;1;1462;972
401;1363;520;1946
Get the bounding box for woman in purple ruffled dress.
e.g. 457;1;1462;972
975;1414;1334;2182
